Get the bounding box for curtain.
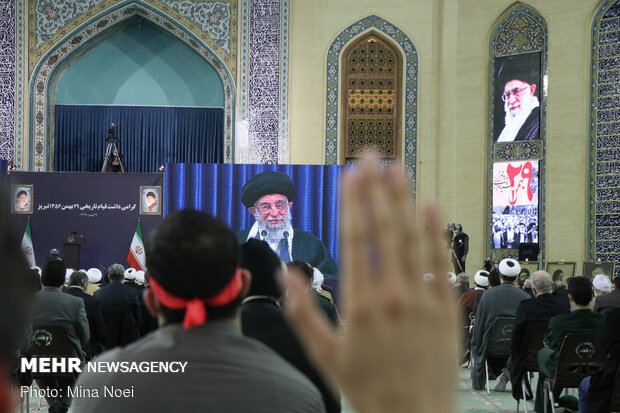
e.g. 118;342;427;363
165;163;343;265
54;105;223;172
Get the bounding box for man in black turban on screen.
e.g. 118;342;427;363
236;171;339;277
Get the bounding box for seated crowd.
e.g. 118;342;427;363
456;256;620;413
3;156;619;413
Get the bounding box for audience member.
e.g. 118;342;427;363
85;268;102;295
64;271;107;357
31;259;90;413
459;270;488;317
123;268;144;292
72;210;325;413
26;268;42;292
593;276;620;313
578;307;620;413
470;258;530;390
522;278;534;298
592;274;611;297
508;271;569;403
93;264;141;347
287;260;339;326
534;277;604;413
283;156;458;413
241;239;340;412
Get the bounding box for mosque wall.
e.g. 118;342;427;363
288;0;600;271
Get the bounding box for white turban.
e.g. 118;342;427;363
86;268;102;283
474;270;490;287
593;274;612;294
124;268;137;280
448;272;457;285
499;258;520;278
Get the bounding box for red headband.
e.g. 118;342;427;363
149;269;243;329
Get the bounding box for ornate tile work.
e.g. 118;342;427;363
162;1;232;53
29;3;235;170
237;0;289;163
15;0;25;169
488;5;547;262
0;0;15;163
590;0;620;279
494;140;542;161
325;16;418;187
29;0;237;78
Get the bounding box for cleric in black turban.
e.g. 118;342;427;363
241;171;296;209
236;171;339;278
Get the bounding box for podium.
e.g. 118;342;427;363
57;235;87;269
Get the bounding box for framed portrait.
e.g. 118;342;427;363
11;184;33;214
493;51;542;143
518;261;539;279
140;186;161;215
545;262;576;284
582;261;615;282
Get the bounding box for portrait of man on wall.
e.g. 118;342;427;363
493;51;542;143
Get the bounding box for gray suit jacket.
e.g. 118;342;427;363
31;287;90;361
593;289;620;313
72;321;324;413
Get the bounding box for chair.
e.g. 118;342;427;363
544;333;605;413
484;316;515;394
516;322;548;412
610;362;620;413
27;325;78;411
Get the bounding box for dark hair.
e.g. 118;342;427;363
240;239;282;297
567;277;593;306
69;271;89;288
614;277;620;290
488;269;501;287
146;191;156;199
287;260;314;284
517;278;525;288
16;190;27;198
146;210;241;323
41;259;67;287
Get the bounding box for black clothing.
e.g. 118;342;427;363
587;308;620;413
64;287;107;357
452;232;469;273
242;298;341;413
94;281;141;348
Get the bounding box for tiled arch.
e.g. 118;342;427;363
27;2;235;171
325;15;418;185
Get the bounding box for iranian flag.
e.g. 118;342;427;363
127;221;147;271
22;220;36;267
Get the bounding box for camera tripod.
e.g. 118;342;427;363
101;124;125;173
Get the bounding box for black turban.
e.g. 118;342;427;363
241;171;296;208
496;52;540;88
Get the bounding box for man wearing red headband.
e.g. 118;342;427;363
72;210;325;413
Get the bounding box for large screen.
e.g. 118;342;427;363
493;51;542;143
492;160;539;249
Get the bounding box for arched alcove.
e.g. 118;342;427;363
28;3;235;171
55;18;225;107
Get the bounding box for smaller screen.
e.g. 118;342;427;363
492;160;539;249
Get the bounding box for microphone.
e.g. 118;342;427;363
283;231;289;238
260;230;268;238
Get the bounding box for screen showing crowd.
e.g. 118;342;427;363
492;160;539;249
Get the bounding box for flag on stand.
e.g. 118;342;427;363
127;221;147;271
22;220;36;267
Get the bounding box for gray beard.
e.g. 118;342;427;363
256;215;293;243
504;95;539;129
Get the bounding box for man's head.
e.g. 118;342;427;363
488;269;501;287
146;191;157;205
69;271;89;290
593;274;612;296
107;264;125;282
145;210;250;325
41;259;67;287
498;258;520;283
613;277;620;291
497;53;540;123
16;190;27;209
240;239;283;298
287;260;314;289
474;270;489;289
567;277;593;307
531;270;552;296
457;273;469;289
241;171;296;240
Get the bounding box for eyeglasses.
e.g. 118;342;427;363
501;86;529;102
256;200;289;213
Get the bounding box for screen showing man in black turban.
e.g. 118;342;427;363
236;171;339;277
